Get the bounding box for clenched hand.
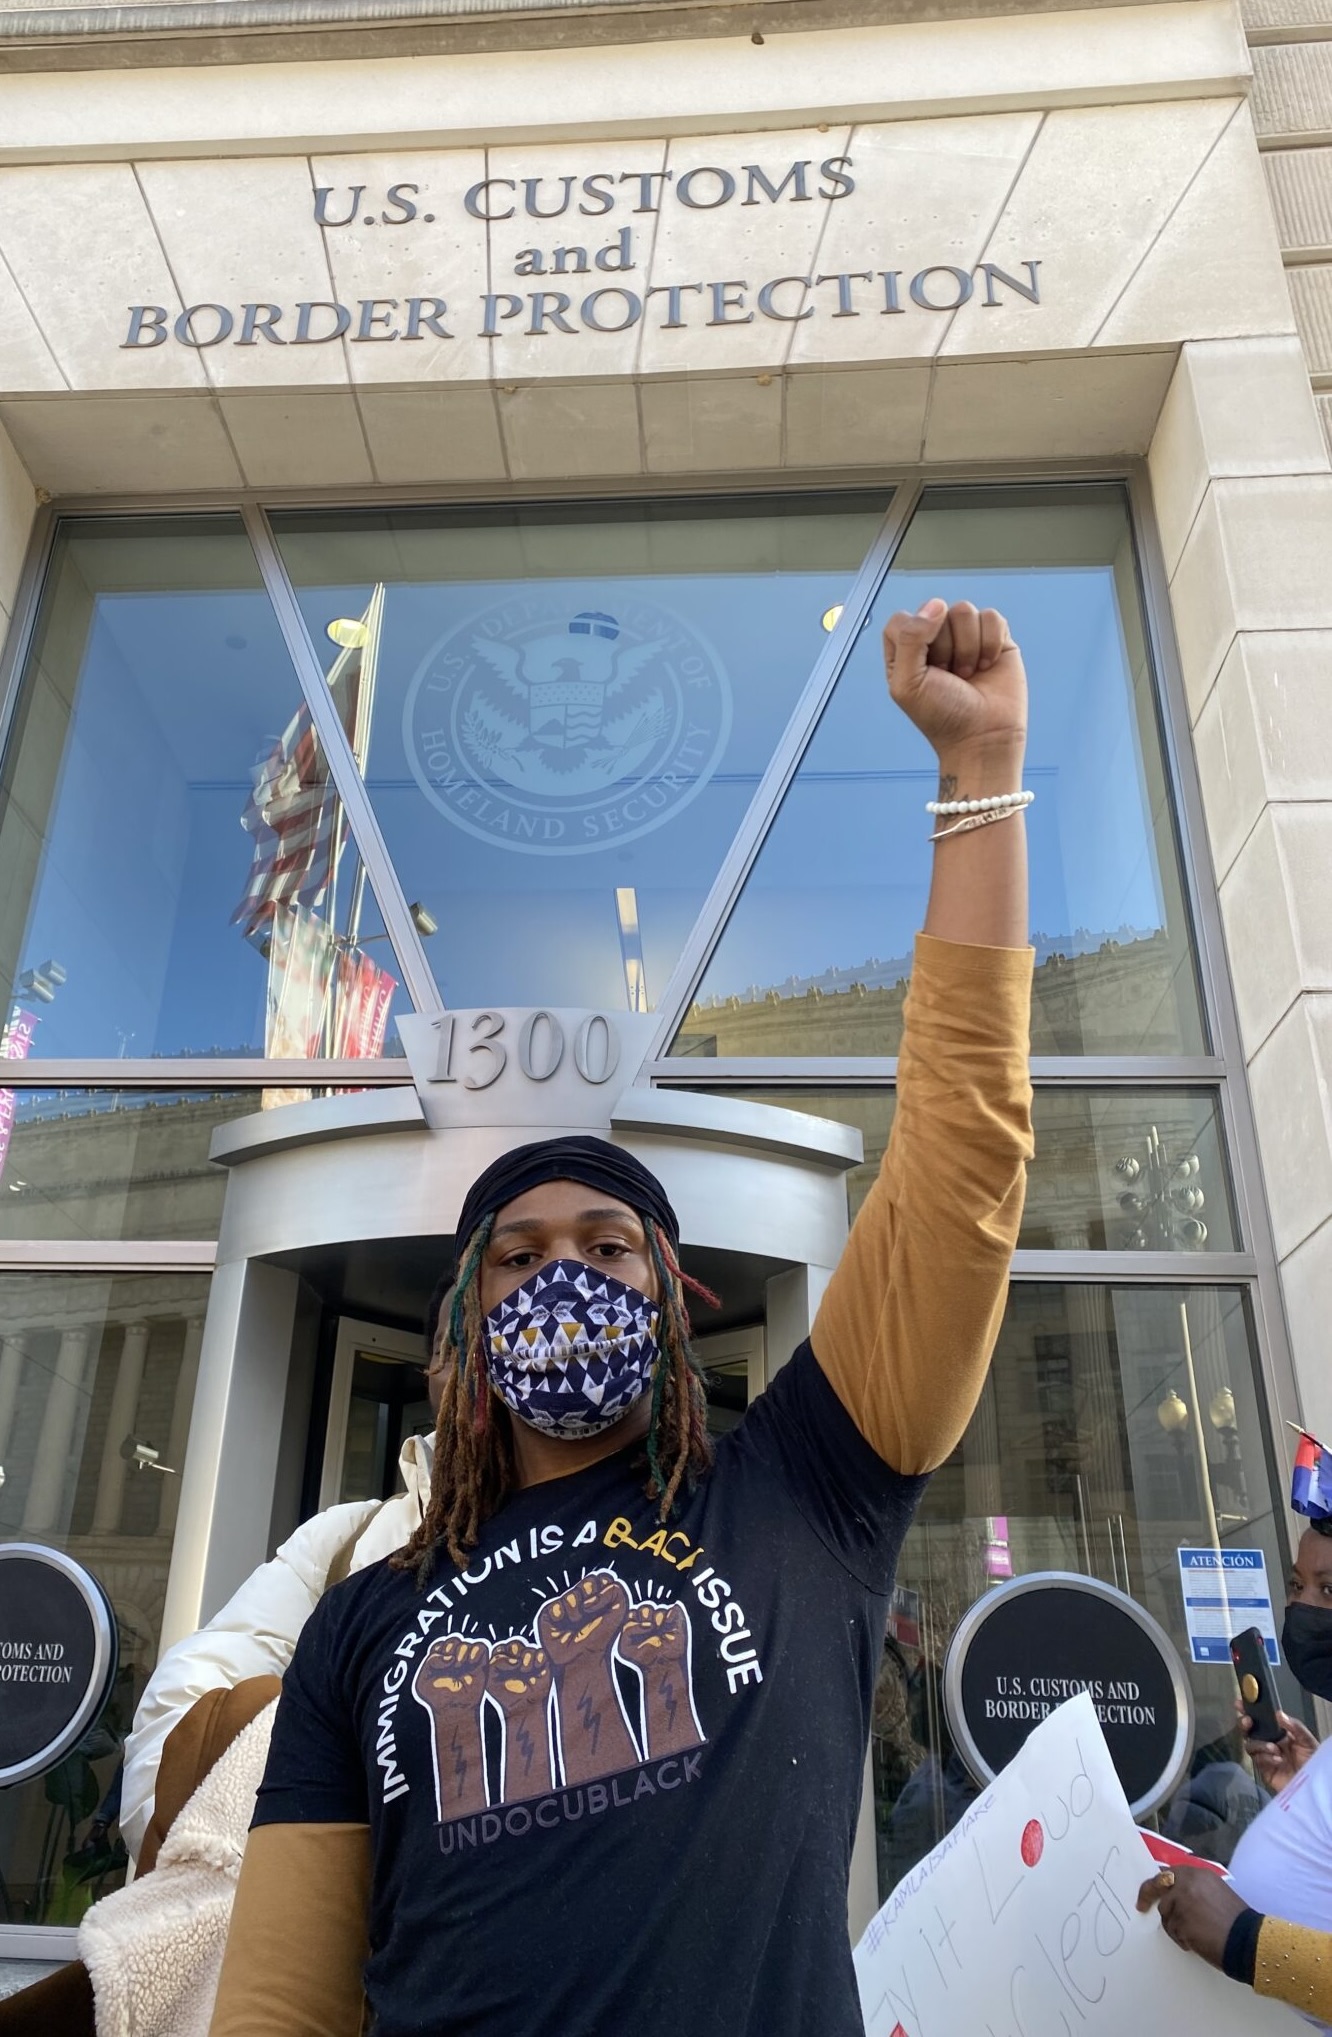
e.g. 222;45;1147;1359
882;598;1027;766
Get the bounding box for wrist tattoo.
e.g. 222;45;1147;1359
936;773;957;803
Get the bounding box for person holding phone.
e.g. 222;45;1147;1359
1137;1490;1332;2025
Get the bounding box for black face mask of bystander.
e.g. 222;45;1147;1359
1282;1601;1332;1701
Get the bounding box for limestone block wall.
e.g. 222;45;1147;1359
0;0;1281;493
1149;335;1332;1446
1248;0;1332;439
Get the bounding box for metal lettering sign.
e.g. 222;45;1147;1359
943;1571;1194;1817
398;1007;659;1129
0;1544;118;1789
119;150;1044;353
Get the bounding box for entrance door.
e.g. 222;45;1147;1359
319;1316;432;1508
694;1324;765;1435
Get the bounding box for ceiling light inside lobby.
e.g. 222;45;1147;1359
821;605;844;633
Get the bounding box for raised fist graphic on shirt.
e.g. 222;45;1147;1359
412;1634;492;1820
487;1638;555;1803
537;1572;640;1785
619;1601;704;1759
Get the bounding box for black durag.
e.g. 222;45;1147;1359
452;1135;680;1279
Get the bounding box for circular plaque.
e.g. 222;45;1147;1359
943;1571;1194;1816
0;1544;118;1788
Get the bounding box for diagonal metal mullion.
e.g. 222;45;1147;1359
645;482;923;1064
242;503;442;1018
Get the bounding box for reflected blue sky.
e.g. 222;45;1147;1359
278;500;884;1015
9;570;398;1060
4;491;1198;1058
696;560;1166;1000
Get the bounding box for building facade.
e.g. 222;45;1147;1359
1;0;1331;1987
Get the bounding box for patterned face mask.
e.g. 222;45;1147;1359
483;1259;661;1439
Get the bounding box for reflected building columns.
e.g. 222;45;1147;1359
0;1331;26;1466
158;1312;205;1536
91;1321;150;1535
22;1324;92;1535
962;1372;1002;1520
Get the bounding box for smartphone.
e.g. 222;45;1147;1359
1231;1626;1286;1744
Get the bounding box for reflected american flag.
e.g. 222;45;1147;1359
231;704;343;943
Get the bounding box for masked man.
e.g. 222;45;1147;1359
210;598;1035;2037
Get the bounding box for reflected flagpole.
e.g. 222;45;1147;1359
317;583;386;1061
325;582;385;947
615;886;649;1013
345;583;385;948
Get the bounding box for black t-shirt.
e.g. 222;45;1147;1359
255;1341;926;2037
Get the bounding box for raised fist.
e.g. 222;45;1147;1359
537;1571;631;1664
488;1638;555;1803
620;1601;704;1759
537;1573;639;1785
620;1600;691;1666
882;599;1027;766
412;1634;492;1819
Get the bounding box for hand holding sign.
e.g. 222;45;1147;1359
1137;1863;1248;1967
854;1694;1304;2037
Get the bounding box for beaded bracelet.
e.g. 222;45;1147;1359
926;789;1035;817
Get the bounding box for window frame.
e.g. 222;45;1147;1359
0;460;1305;1955
0;463;1293;1323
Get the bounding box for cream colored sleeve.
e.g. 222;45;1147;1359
1254;1916;1332;2021
811;932;1034;1474
209;1822;372;2037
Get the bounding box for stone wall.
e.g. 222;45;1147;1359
0;1;1279;492
1148;329;1332;1448
1248;0;1332;441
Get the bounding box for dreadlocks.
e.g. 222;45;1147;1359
394;1219;716;1582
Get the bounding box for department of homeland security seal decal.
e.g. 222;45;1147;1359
404;593;731;855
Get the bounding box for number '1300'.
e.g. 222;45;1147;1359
431;1010;620;1091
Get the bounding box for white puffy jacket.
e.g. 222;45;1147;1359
120;1433;433;1863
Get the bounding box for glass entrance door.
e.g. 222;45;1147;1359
319;1316;431;1508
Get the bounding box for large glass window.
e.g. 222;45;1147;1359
698;1087;1237;1249
271;498;886;1014
0;1273;209;1924
0;1090;258;1241
874;1283;1293;1896
0;477;1286;1959
673;485;1206;1059
0;517;408;1063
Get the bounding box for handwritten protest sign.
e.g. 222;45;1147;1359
855;1693;1303;2037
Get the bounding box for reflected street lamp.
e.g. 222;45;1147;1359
17;960;66;1004
1114;1124;1207;1250
359;902;438;947
1156;1390;1190;1435
1209;1387;1249;1515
